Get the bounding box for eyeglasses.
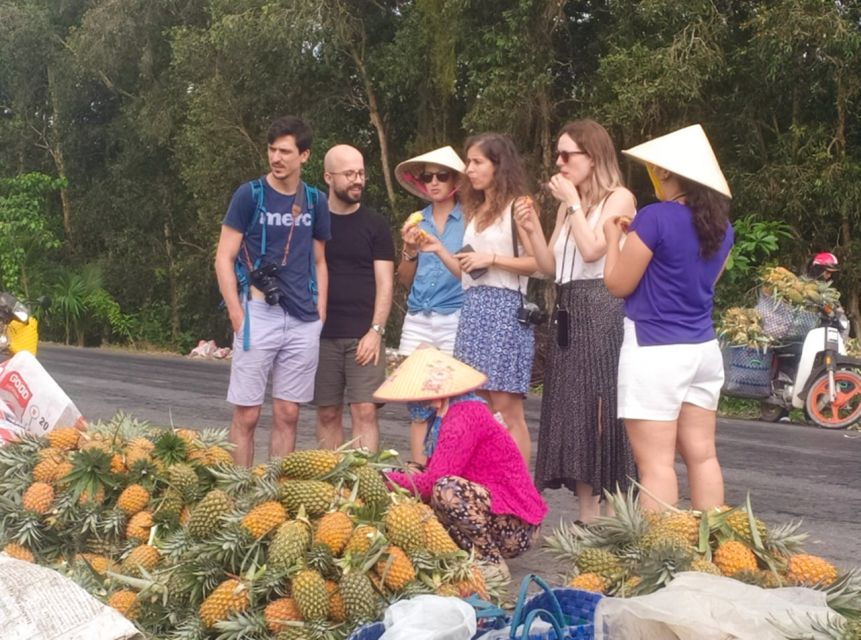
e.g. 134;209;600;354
330;169;366;181
418;171;452;184
557;149;589;163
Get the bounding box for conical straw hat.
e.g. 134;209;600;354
373;346;486;403
622;124;731;198
395;146;466;200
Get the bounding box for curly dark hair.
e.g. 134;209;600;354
677;175;731;258
461;133;529;231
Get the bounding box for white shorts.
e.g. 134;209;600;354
398;310;460;355
617;318;724;421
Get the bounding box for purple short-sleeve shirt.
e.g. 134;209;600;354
624;201;734;346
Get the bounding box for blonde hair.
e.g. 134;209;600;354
558;120;624;211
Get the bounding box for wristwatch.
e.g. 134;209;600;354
371;323;386;336
567;203;582;215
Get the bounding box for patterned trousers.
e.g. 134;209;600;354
430;475;539;563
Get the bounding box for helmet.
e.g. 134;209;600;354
812;252;839;269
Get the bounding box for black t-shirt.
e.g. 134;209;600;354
322;205;395;339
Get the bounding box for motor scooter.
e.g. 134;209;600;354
758;304;861;428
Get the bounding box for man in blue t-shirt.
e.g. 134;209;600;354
214;116;331;466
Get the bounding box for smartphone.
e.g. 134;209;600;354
458;244;488;279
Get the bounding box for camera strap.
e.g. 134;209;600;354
510;200;524;305
555;214;578;299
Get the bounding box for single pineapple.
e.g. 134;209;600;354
690;557;722;575
203;445;233;466
725;509;768;544
325;580;347;623
575;548;623;579
291;569;329;621
199;578;250;628
339;572;379;623
353;465;391;509
455;565;489;600
128;437;154;452
117;484;150;515
3;543;34;563
344;524;379;555
188;489;234;539
122;544;161;577
241;500;287;539
313;511;353;555
175;429;199;445
268;520;312;569
713;540;758;576
652;511;700;546
79;553;113;576
48;427;80;451
384;502;426;552
281;450;340;479
281;480;337;516
110;453;126;474
375;546;416;590
154;488;184;523
108;590;139;621
78;486;106;506
785;554;838;587
167;463;200;502
422;516;459;554
568;572;607;593
22;482;54;514
32;458;61;485
264;597;302;632
126;510;154;542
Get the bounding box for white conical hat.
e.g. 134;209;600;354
622;124;731;198
373;345;486;403
395;146;466;200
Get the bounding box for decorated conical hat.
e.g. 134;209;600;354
373;346;486;403
622;124;731;198
395;146;466;200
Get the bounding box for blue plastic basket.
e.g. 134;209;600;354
346;622;385;640
508;575;602;640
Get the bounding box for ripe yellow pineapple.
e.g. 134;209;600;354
108;590;139;621
384;502;426;552
22;482;54;514
78;486;106;506
455;565;489;600
203;445;233;466
568;573;608;593
110;453;126;474
344;524;379;555
713;540;758;576
125;447;151;466
436;582;460;597
127;510;154;542
117;484;150;515
785;554;838;587
128;437;154;452
3;543;34;563
422;516;459;554
32;458;60;484
313;511;353;555
122;544;161;576
653;511;700;546
325;580;347;623
291;569;329;621
375;546;416;590
264;597;302;632
691;557;722;575
199;579;250;628
725;509;768;543
175;429;199;445
79;553;113;576
241;501;287;539
48;427;80;451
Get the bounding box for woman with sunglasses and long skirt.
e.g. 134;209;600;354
422;133;541;463
394;146;467;464
515;120;637;523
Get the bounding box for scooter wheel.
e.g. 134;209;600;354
804;368;861;429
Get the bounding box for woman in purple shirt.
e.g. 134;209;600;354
602;125;734;512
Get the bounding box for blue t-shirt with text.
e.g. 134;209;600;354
223;177;331;322
624;201;734;346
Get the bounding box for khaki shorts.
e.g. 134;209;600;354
313;337;386;406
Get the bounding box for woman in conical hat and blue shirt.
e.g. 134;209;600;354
602;124;734;511
394;146;466;465
377;346;547;570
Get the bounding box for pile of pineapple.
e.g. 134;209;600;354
0;413;493;640
760;266;841;310
717;307;773;350
544;490;861;619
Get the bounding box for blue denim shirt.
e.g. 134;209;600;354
406;203;465;315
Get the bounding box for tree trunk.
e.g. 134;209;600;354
163;219;181;343
46;67;74;250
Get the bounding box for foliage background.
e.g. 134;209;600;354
0;0;858;353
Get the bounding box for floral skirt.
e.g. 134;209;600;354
454;286;535;393
430;475;538;562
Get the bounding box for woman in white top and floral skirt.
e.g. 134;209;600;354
516;120;637;523
427;133;542;463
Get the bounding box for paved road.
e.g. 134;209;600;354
36;344;861;583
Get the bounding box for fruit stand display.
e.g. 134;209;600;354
0;414;497;640
544;489;861;634
756;267;840;340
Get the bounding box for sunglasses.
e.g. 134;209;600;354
418;171;452;184
557;149;589;163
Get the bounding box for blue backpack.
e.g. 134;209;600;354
234;177;320;351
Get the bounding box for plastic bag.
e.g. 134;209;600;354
594;572;834;640
381;595;477;640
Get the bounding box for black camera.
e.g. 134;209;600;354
250;264;281;305
516;301;547;327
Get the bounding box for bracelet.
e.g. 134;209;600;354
402;250;418;262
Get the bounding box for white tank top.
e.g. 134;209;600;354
461;202;528;292
553;196;609;283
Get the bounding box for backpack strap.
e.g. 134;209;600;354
303;182;319;305
237;178;268;351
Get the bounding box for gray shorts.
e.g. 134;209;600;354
227;301;322;406
313;337;386;406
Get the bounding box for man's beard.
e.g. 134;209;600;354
335;184;363;205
